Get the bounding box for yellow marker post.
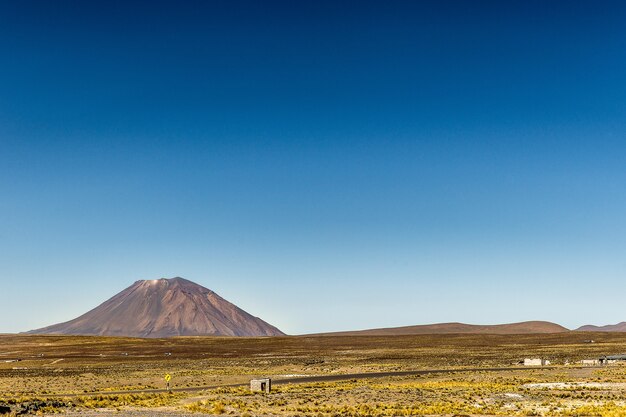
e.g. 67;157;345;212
165;374;171;391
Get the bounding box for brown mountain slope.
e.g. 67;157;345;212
310;321;569;336
28;277;284;337
577;322;626;332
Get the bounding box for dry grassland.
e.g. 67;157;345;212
2;333;626;415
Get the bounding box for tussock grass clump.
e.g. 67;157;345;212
185;399;227;414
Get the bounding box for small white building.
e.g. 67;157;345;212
250;378;271;393
579;359;600;366
524;358;550;366
603;355;626;364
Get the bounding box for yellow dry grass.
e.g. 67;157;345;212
2;332;626;415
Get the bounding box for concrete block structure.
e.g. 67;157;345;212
250;378;271;393
524;358;550;366
600;355;626;365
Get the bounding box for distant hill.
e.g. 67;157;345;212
577;322;626;332
28;277;284;338
310;321;569;336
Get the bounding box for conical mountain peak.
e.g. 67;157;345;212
28;277;284;338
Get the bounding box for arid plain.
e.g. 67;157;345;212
4;333;626;416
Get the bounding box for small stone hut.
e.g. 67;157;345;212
250;378;271;393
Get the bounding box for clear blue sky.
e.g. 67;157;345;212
1;1;626;334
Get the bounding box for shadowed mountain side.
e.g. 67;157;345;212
27;277;284;338
308;321;569;336
577;322;626;332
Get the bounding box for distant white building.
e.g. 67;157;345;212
600;355;626;365
579;359;600;366
524;358;550;366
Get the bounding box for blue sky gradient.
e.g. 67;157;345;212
1;1;626;334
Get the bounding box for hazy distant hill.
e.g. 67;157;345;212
577;322;626;332
311;321;569;336
28;277;284;338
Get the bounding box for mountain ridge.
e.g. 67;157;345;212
28;277;625;337
576;322;626;332
307;320;569;336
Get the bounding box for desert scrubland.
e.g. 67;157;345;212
3;333;626;416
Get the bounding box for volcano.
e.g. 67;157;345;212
28;277;284;337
